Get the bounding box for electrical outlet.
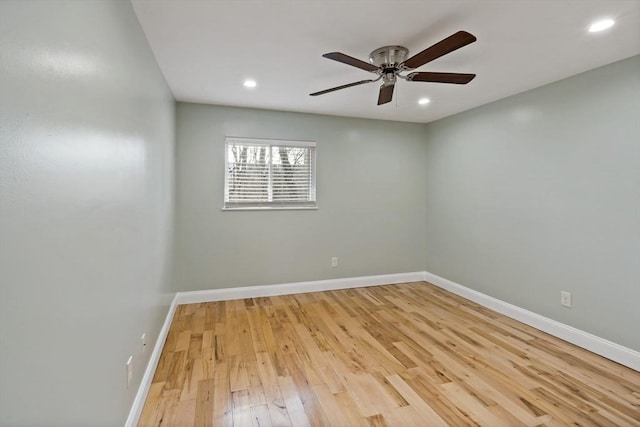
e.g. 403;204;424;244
560;291;572;308
126;356;133;389
141;333;147;356
331;256;338;267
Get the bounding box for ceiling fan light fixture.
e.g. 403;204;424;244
243;79;257;88
418;98;430;105
588;18;615;32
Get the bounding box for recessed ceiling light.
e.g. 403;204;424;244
243;79;257;88
589;18;615;33
418;98;430;105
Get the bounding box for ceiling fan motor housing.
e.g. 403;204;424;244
369;46;409;70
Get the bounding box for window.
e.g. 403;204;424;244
224;137;316;210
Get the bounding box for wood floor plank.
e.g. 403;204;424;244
244;361;267;407
277;375;311;427
440;381;513;427
170;398;197;427
249;404;272;427
231;390;252;427
385;374;448;426
195;378;215;427
138;282;640;426
212;361;233;427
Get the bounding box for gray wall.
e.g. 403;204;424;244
0;1;175;426
423;56;640;351
174;103;427;291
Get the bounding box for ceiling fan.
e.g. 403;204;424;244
310;31;477;105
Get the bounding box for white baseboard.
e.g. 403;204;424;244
174;271;425;305
125;294;179;427
423;271;640;372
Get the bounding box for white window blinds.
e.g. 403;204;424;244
224;138;316;209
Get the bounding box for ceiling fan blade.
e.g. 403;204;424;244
377;83;395;105
407;72;476;84
310;79;377;96
402;31;477;70
322;52;379;72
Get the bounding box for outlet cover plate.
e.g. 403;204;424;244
126;356;133;388
560;291;572;308
141;333;147;355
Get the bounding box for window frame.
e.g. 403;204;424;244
223;137;317;211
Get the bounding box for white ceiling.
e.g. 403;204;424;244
132;0;640;124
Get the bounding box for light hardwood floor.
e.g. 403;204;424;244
138;281;640;426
